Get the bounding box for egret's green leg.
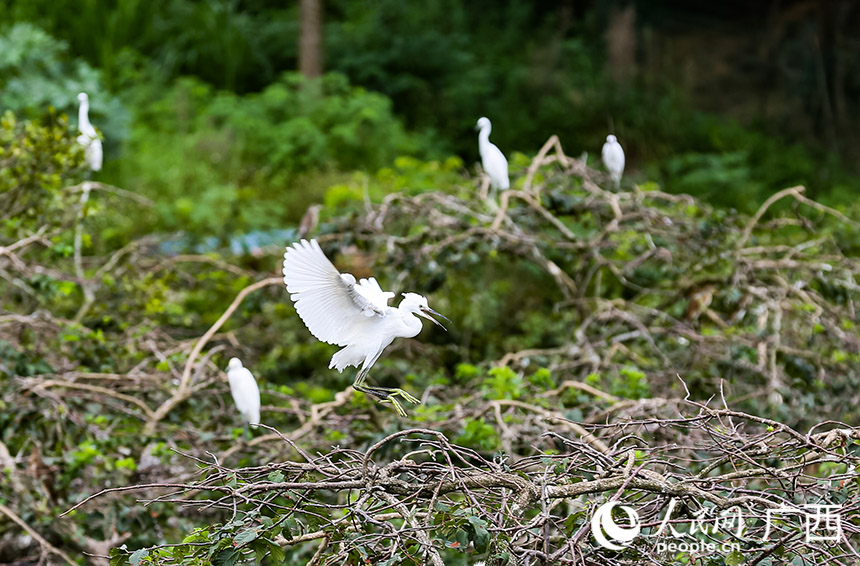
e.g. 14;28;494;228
352;366;420;417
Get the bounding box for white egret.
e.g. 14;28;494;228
226;357;261;427
282;239;448;416
76;92;103;172
601;134;624;188
476;117;509;197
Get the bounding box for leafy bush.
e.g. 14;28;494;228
0;23;128;148
118;72;420;236
0;0;295;93
204;72;416;174
0;110;85;237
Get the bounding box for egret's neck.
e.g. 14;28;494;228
78;103;93;135
79;104;89;127
397;307;424;338
478;126;491;146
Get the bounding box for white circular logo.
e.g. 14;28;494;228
591;501;641;550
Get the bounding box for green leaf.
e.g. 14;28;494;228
725;550;744;566
473;525;490;552
109;546;130;566
129;548;149;566
234;528;258;546
267;541;285;563
213;548;239;566
248;539;268;563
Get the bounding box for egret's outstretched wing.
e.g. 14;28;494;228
354;277;394;313
283;239;391;346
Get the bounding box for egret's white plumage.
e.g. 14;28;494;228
601;134;624;188
76;92;103;172
282;239;447;416
226;357;261;426
476;117;509;191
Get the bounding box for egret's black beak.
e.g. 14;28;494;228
418;307;450;331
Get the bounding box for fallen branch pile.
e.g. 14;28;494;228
84;398;859;565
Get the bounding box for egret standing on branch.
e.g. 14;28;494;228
226;358;261;431
601;134;624;188
282;239;448;416
76;92;103;172
476;117;509;200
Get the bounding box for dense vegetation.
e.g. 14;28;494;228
2;2;860;565
3;0;860;220
2;114;859;565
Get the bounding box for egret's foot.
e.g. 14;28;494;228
355;385;420;417
378;388;420;417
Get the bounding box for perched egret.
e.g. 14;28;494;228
476;117;509;196
282;239;448;416
601;134;624;188
76;93;103;172
226;358;261;428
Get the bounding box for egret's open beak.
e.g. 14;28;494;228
418;307;450;331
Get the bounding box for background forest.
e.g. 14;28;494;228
1;1;860;565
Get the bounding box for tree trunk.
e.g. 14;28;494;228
606;2;636;84
299;0;323;78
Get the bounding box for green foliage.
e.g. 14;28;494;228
586;368;650;400
482;366;524;401
204;72;415;174
0;0;295;93
4;1;860;212
454;363;480;383
528;367;553;390
0;23;128;145
456;418;500;451
324;156;465;211
119;72;417;235
0;110;84;238
642;116;833;212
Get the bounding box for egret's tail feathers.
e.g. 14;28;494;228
329;346;362;372
244;409;261;426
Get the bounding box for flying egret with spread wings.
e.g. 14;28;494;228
226;357;261;428
476;117;509;197
601;134;624;188
282;239;448;416
76;92;103;172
